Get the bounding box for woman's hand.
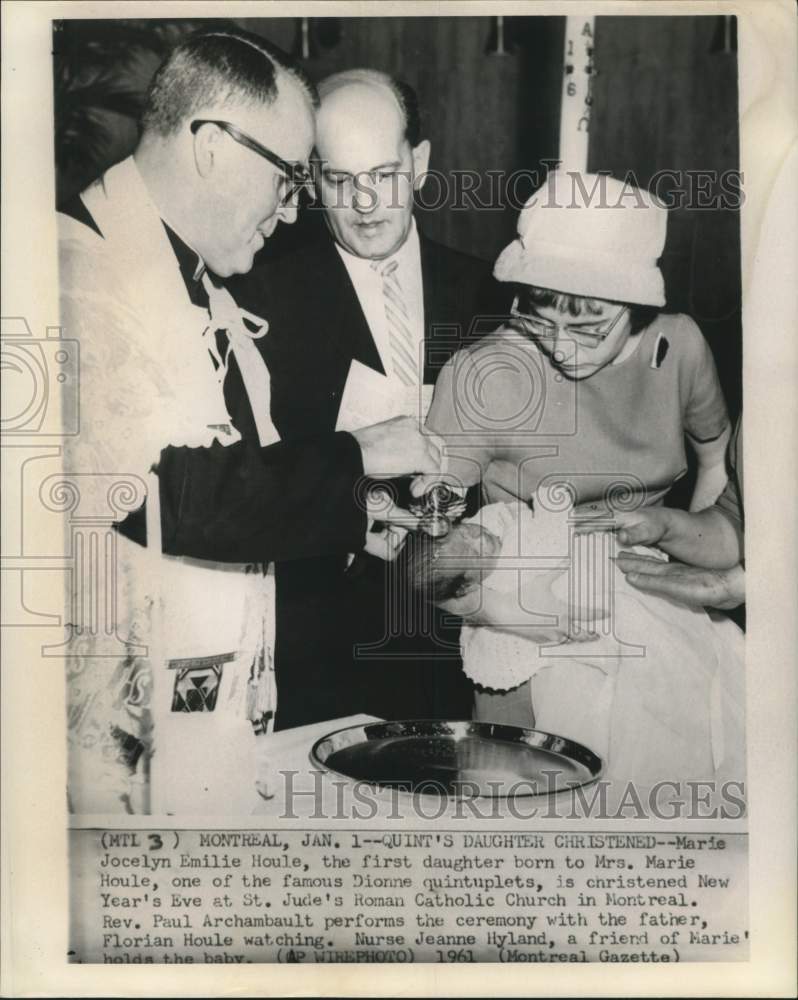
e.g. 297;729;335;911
575;504;743;571
610;508;673;547
572;507;674;548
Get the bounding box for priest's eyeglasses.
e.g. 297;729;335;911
509;297;629;349
190;119;315;204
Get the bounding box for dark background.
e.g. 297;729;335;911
53;13;742;429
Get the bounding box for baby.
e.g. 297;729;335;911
402;497;745;789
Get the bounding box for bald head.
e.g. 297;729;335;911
317;80;405;171
314;70;430;261
318;68;420;143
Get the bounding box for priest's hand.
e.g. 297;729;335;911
363;523;410;562
353;416;442;478
362;486;418;562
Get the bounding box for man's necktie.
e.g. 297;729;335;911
374;258;420;387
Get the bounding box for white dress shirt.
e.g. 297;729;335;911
335;220;425;384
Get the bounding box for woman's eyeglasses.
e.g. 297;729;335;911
190;119;315;204
509;297;629;349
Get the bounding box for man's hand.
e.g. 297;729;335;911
362;487;419;562
614;552;745;610
410;473;446;497
363;523;410;561
353;416;442;478
410;470;475;498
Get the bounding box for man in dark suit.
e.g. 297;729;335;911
232;68;507;730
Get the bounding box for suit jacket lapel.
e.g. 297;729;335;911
317;238;385;375
420;235;459;384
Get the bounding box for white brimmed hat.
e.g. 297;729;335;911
494;170;668;307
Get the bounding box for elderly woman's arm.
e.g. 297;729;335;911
614;557;745;610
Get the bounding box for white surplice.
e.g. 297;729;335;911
59;156;279;815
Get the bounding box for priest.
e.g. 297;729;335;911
58;29;439;814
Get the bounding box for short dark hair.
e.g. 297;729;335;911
318;68;422;147
393;78;422;147
520;285;659;337
141;28;318;137
400;531;474;605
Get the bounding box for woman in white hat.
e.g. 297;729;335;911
423;169;733;726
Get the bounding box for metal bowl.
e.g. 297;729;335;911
311;720;602;798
